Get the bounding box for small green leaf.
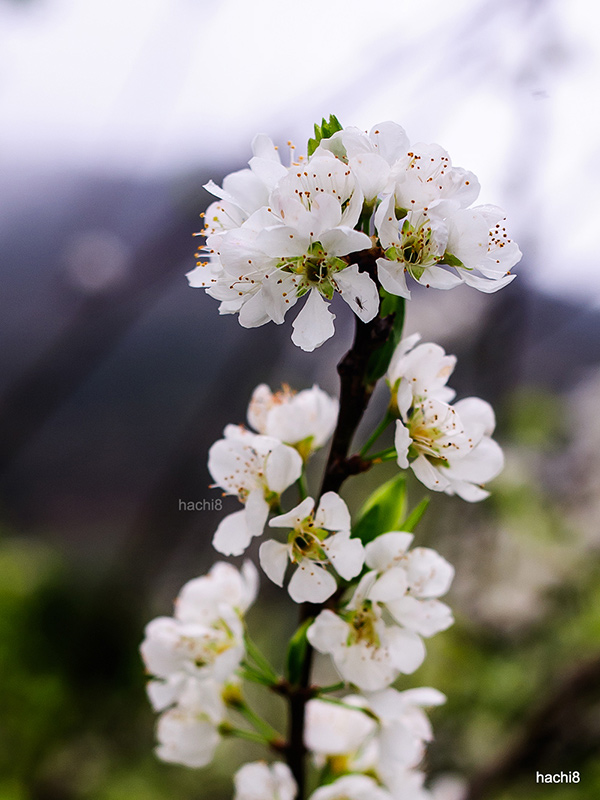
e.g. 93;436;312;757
285;618;313;686
307;114;343;156
353;473;407;545
365;291;406;384
401;497;430;532
440;252;464;267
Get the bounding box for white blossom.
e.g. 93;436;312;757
386;333;456;413
305;695;377;762
307;604;425;691
306;687;445;793
154;680;225;768
388;336;504;501
248;383;338;458
308;775;392;800
206;171;377;350
234;761;297;800
208;425;303;556
141;562;258;709
360;532;454;639
260;493;364;603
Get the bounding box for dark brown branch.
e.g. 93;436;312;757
287;246;398;799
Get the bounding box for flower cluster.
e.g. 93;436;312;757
189;121;521;350
140;116;519;799
308;532;454;691
388;333;504;501
140;562;258;767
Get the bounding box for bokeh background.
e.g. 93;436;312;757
1;0;600;798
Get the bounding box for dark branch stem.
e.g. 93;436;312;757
286;247;399;799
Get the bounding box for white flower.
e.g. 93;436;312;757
361;532;454;639
260;493;364;603
316;121;410;201
140;609;244;689
305;696;377;761
209;173;377;350
386;333;456;413
375;200;462;299
305;688;445;792
307;604;425;691
445;204;521;293
388;335;504;501
394;395;504;502
248;384;338;458
155;700;221;768
141;562;258;706
365;687;446;777
208;425;303;556
308;775;392;800
153;678;226;768
234;761;297;800
176;560;259;623
390;142;480;213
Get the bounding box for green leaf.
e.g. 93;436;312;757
440;252;465;267
353;473;407;545
401;497;430;532
307;114;343;157
285;618;313;686
365;290;406;384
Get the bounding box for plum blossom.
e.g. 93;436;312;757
205;167;377;350
386;333;456;413
307;602;425;691
305;695;377;764
314;121;410;201
248;383;338;459
260;493;364;603
358;532;454;641
308;775;392;800
208;425;302;556
155;693;222;768
234;761;297;800
141;562;259;709
306;687;445;792
388;335;504;501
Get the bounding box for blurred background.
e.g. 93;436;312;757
1;0;600;797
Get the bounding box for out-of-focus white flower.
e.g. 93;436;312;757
141;562;258;709
365;687;446;779
306;688;445;793
248;384;338;458
305;695;377;762
176;561;259;623
260;493;364;603
154;679;225;768
208;425;303;555
430;775;467;800
308;774;392;800
233;760;298;800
